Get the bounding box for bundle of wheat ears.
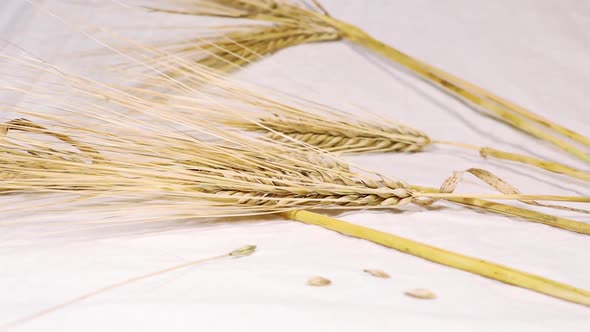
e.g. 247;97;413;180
1;48;589;312
140;0;590;164
1;2;590;326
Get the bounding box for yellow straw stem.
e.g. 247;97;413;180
1;245;256;330
414;185;590;234
434;141;590;182
479;147;590;182
444;197;590;235
484;95;590;148
284;210;590;307
322;17;590;163
414;192;590;203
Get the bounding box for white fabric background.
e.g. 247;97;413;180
0;1;589;331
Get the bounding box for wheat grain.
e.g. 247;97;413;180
363;269;390;279
307;276;331;286
404;288;437;300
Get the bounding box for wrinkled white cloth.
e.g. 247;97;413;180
0;1;589;331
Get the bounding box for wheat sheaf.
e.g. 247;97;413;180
1;50;590;310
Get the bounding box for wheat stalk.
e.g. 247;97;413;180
1;245;257;329
143;0;590;163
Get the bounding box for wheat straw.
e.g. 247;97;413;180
1;245;256;330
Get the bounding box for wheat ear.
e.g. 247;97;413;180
140;24;340;81
147;0;590;162
233;115;590;182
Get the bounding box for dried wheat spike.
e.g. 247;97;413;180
195;25;339;71
137;1;341;80
137;25;340;87
203;162;414;209
260;117;431;153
